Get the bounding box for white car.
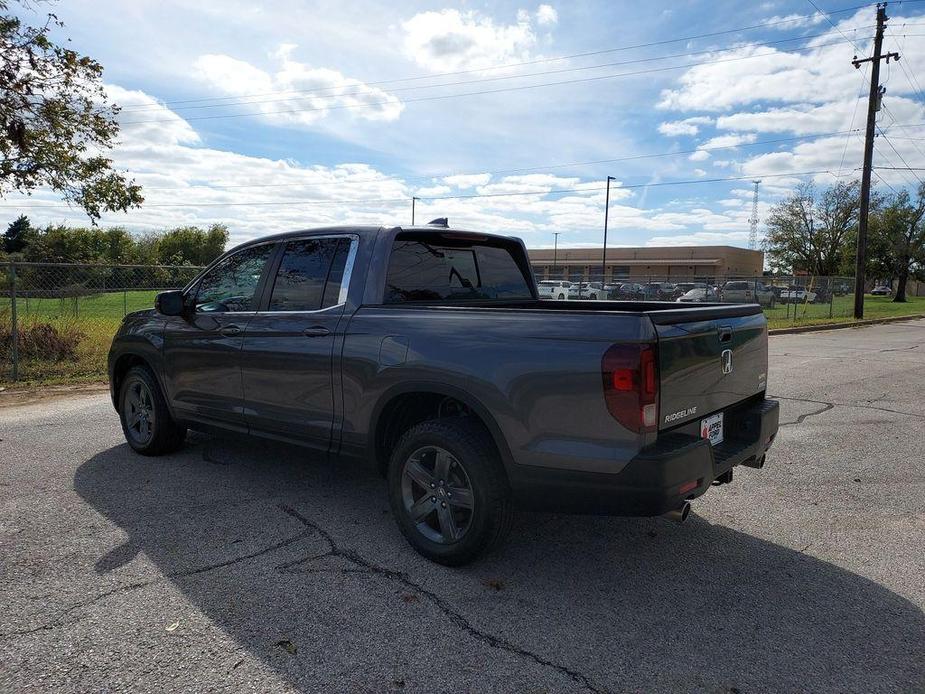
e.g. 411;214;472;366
676;287;719;303
538;280;571;300
779;287;818;303
568;282;606;300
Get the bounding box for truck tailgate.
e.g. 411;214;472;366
651;305;768;430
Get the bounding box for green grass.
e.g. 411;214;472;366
765;295;925;329
2;291;924;387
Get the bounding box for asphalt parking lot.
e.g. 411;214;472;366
1;320;924;693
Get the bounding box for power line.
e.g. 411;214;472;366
877;126;925;185
120;38;868;125
117;29;875;115
804;0;867;52
136;3;884;110
0;170;845;211
137;128;866;192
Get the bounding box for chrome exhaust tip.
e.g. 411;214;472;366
664;501;691;524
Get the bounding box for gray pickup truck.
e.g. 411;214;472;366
108;223;779;565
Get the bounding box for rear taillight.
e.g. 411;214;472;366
601;343;659;433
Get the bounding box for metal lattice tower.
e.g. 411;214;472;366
747;180;761;250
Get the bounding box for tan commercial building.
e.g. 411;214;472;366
528;245;764;283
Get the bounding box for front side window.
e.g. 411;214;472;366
194;244;273;312
385;235;532;303
268;237;353;312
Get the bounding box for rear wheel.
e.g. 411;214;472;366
557;293;565;300
388;419;512;566
119;365;186;455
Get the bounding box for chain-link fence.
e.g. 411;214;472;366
1;261;919;385
1;262;203;384
534;271;922;327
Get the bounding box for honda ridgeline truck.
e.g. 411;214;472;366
108;223;779;565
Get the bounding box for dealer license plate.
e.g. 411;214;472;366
700;412;724;446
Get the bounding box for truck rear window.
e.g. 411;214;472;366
384;234;533;303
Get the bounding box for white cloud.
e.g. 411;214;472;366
658;116;713;137
701;133;758;149
401;8;549;72
110;85;200;147
536;5;558;26
645;231;751;247
692;168;707;177
192;45;403;128
443;173;492;189
764;12;825;29
689;150;710;161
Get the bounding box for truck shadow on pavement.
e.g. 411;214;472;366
74;434;925;693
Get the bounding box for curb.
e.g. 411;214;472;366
0;382;109;407
769;314;925;335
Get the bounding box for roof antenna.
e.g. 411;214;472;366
427;217;449;227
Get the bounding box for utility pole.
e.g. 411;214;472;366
411;196;418;225
748;180;760;250
852;3;900;319
552;232;561;277
602;176;615;285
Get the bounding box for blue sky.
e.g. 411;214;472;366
8;0;925;249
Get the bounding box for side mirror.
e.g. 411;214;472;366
155;290;186;316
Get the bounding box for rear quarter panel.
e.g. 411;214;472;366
338;306;656;475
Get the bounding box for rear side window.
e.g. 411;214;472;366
725;282;748;290
268;237;352;312
384;235;532;303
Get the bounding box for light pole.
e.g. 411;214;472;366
552;232;561;278
603;176;615;285
411;196;419;225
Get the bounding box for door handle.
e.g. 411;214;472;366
303;326;331;337
220;325;242;337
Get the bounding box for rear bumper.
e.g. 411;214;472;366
509;397;779;516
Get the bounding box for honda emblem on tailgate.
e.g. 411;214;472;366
721;349;733;374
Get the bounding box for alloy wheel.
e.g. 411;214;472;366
401;445;475;544
123;379;155;446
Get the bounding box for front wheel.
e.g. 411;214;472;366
119;365;186;456
388;419;512;566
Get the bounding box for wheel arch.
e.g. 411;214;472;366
368;382;514;478
109;347;170;413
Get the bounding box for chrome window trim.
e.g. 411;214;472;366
260;233;359;315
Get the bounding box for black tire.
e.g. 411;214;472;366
557;293;565;300
118;365;186;456
387;418;513;566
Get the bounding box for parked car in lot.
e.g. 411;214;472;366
109;223;779;565
568;281;605;300
676;287;719;303
610;282;645;300
673;282;707;296
720;281;776;307
779;286;818;303
870;285;892;296
641;282;678;300
537;280;571;300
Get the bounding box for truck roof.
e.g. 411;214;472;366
229;225;512;254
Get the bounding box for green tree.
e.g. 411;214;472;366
0;1;143;220
764;180;862;276
869;184;925;303
3;213;32;253
156;224;228;265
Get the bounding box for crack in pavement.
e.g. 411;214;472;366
276;503;606;694
0;529;316;640
778;401;836;427
769;394;925;421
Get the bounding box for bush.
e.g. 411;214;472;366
0;319;85;361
